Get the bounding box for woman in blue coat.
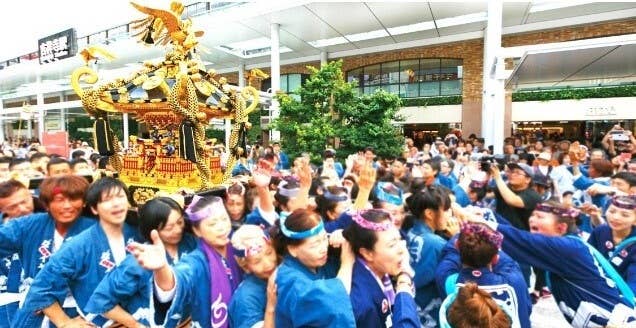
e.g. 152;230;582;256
588;195;636;294
85;196;197;327
130;195;243;328
343;209;419;328
478;200;636;327
435;222;531;328
405;185;454;326
14;177;141;327
228;224;278;328
272;208;356;327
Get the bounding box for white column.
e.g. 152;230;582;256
320;51;328;66
0;98;4;143
59;93;66;131
481;0;505;154
270;23;281;142
36;73;45;142
123;113;129;150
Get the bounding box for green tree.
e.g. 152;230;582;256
272;60;404;162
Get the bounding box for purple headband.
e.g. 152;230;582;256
351;210;393;231
185;195;227;222
535;203;580;219
460;222;503;249
611;196;636;210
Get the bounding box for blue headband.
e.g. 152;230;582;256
280;217;325;240
375;182;403;206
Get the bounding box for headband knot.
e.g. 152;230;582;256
460;222;503;249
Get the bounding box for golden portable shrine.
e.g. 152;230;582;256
70;1;261;204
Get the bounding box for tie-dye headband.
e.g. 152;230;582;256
185;195;227;222
233;236;270;258
460;222;503;249
611;195;636;210
352;210;393;231
535;203;580;219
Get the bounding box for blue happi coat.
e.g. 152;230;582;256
12;222;140;328
228;274;267;328
275;255;355;327
588;224;636;294
0;213;95;327
350;258;419;328
157;246;242;328
435;236;532;328
498;224;636;327
406;220;445;327
85;234;198;326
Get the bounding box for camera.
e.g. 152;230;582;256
480;154;506;172
610;130;629;141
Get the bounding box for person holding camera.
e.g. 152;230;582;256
490;162;541;231
602;125;636;158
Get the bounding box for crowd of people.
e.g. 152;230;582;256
0;126;635;327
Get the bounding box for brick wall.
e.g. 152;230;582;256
502;19;636;47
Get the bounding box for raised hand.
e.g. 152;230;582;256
131;230;168;271
357;161;376;191
252;169;271;188
296;157;312;189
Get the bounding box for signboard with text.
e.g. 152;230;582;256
42;131;69;157
38;29;77;64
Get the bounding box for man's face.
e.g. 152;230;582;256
590;150;604;161
48;163;71;177
0;188;34;219
506;168;531;189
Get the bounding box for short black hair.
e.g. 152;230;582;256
70;158;89;169
138;197;183;242
9;158;28;169
612;171;636;187
85;177;130;211
29;152;49;163
47;157;70;172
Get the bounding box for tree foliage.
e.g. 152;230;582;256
271;60;404;163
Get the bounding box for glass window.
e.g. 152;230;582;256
382;61;400;84
280;76;288;93
348;68;362;85
346;58;462;98
383;84;400;95
364;64;382;86
287;74;302;93
400;83;419;98
441;80;461;95
400;59;419;83
419;82;439;97
420;59;440;82
441;59;461;81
